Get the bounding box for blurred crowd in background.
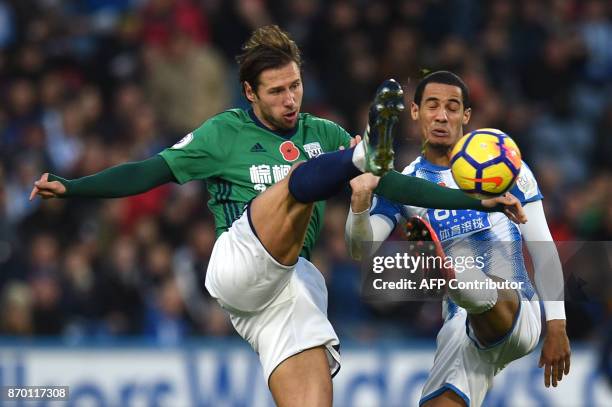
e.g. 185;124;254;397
0;0;610;361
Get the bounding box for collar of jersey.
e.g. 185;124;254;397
418;155;451;172
248;109;298;140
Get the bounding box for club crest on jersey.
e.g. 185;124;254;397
516;169;537;199
279;140;300;162
304;142;323;158
171;132;194;149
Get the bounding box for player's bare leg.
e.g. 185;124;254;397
422;283;519;407
423;287;518;406
408;221;520;407
249;177;331;406
249;169;315;265
268;346;332;407
468;276;520;345
423;254;520;406
445;266;520;346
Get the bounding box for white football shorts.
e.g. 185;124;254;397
204;207;340;384
420;297;542;407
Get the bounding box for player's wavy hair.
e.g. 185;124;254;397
236;25;302;97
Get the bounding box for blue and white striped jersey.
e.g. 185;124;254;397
371;156;543;303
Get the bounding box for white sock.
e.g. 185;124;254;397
448;266;498;314
352;139;366;172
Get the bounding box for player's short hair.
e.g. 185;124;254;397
236;25;302;96
413;71;471;108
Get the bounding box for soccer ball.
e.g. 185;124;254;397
449;128;522;199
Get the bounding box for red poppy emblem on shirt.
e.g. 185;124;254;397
279;141;300;162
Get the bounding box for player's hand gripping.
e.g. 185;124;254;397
481;192;527;224
346;136;378;213
539;320;571;388
349;173;380;213
29;173;66;200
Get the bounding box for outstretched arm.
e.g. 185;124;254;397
520;200;571;388
345;170;527;260
30;155;176;200
375;170;527;223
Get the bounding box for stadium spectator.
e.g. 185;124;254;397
145;26;230;135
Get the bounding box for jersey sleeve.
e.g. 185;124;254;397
314;117;352;151
370;195;406;229
335;125;352;149
509;161;543;204
158;118;229;184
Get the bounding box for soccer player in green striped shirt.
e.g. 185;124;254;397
30;25;525;406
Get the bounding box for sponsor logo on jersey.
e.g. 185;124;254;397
279;141;300;162
304;142;323;158
171;132;194;149
249;164;291;192
250;143;267;153
428;209;491;241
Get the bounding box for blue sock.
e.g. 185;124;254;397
288;147;362;203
